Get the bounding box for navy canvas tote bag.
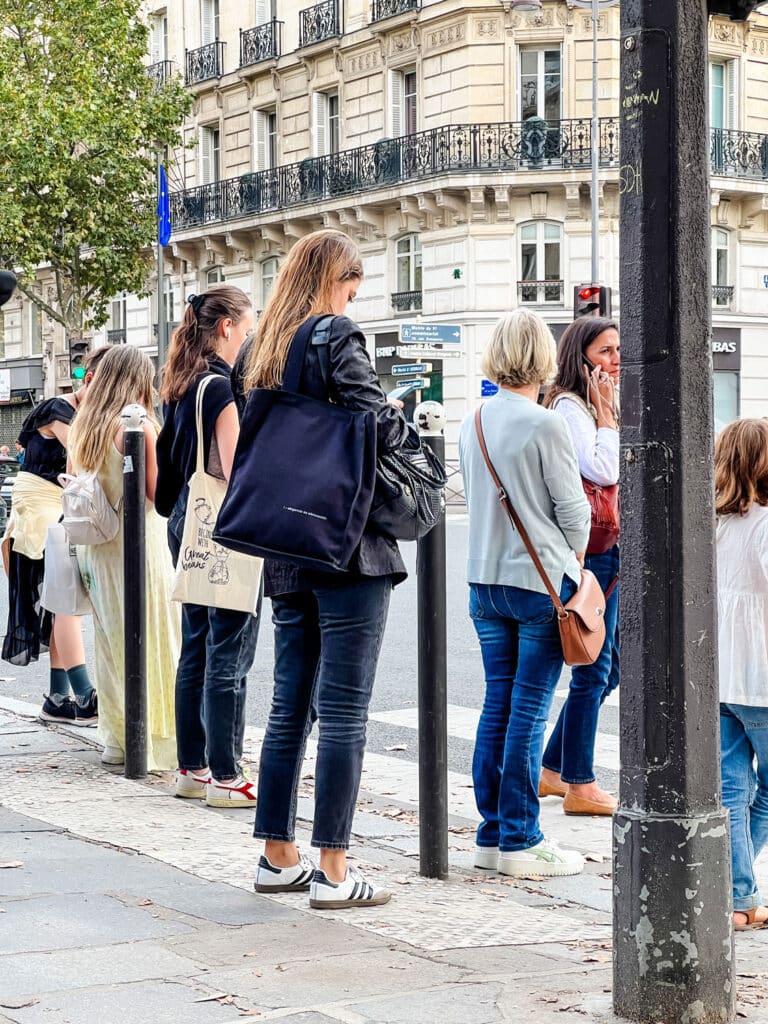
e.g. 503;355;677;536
213;316;377;573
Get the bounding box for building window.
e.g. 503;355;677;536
714;372;739;433
709;60;736;131
255;109;278;170
519;221;563;304
255;0;274;23
389;68;417;138
712;228;732;307
260;257;278;308
201;0;220;44
312;91;340;157
29;304;42;355
206;267;225;288
200;125;221;184
519;48;562;123
150;10;168;63
396;235;422;293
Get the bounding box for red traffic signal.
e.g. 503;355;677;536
574;284;612;319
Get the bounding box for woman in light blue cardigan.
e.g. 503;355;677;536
459;309;591;879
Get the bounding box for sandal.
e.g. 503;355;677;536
734;907;768;931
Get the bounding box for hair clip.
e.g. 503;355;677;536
187;293;205;317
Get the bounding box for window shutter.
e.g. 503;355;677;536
726;60;738;131
255;0;270;24
150;16;164;62
255;111;268;171
201;0;215;44
313;92;328;157
201;128;213;184
389;70;403;138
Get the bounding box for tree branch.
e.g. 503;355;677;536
14;280;65;328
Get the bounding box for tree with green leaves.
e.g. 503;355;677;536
0;0;191;345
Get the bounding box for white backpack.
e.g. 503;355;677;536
58;472;120;546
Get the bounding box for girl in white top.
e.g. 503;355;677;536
715;418;768;930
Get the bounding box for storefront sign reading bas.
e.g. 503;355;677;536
712;328;740;372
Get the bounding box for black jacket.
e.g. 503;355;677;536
232;315;410;597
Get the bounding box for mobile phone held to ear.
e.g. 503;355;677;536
583;356;597;374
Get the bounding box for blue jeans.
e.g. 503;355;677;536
168;498;261;780
720;703;768;912
542;545;620;784
470;578;577;852
254;575;392;850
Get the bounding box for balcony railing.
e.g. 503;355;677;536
168;119;768;232
185;41;225;85
107;328;127;344
300;0;341;46
712;284;735;307
371;0;419;22
240;20;282;67
711;128;768;180
518;280;565;305
391;290;422;312
147;60;174;87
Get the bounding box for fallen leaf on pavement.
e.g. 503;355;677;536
0;861;23;869
194;993;230;1003
384;744;407;752
136;899;153;906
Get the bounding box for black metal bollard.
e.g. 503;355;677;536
121;404;147;780
414;401;449;880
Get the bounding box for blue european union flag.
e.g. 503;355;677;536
157;164;171;246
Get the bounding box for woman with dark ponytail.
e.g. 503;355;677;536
156;285;259;807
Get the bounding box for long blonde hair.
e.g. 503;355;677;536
160;285;252;403
715;418;768;517
245;229;363;391
69;346;158;473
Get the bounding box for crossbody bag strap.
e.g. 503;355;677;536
194;375;215;476
473;406;567;617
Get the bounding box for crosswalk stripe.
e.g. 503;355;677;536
369;704;620;773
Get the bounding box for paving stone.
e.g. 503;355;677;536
1;980;247;1024
264;1015;348;1023
1;731;90;756
1;894;191;953
350;982;504;1023
0;942;203;1001
418;945;583;977
200;948;465;1010
0;808;63;833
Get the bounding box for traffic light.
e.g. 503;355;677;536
69;339;89;381
574;284;612;319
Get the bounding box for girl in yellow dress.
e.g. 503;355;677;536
68;346;180;770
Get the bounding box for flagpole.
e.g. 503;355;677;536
156;149;167;385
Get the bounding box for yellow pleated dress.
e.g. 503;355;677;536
77;444;180;771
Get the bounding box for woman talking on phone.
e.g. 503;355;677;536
539;317;620;816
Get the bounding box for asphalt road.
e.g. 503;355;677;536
0;516;619;787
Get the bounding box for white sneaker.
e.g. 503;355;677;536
254;853;316;893
101;745;124;765
175;768;211;799
498;839;584;878
309;867;392;910
205;774;257;808
474;846;499;871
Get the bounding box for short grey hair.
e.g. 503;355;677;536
481;309;557;388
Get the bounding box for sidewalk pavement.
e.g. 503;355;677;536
2;702;767;1024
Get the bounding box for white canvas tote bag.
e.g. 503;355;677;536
171;375;262;614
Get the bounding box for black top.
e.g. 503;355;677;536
155;357;233;519
17;397;76;485
231;315;410;598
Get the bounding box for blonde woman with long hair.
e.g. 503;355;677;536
231;229;409;910
69;346;180;770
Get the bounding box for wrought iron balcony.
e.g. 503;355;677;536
168;119;768;232
712;284;735;307
107;328;127;344
391;290;422;312
240;20;282;67
147;60;174;87
185;41;225;85
711;128;768;179
371;0;419;22
517;280;565;305
300;0;341;47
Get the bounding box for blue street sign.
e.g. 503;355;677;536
400;323;462;346
481;379;499;398
392;363;429;376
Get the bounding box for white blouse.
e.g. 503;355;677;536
551;394;620;487
717;503;768;706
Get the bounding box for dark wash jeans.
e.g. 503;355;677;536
254;575;392;850
168;496;261;780
470;577;576;852
541;545;620;784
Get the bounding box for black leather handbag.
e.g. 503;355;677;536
369;427;447;542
